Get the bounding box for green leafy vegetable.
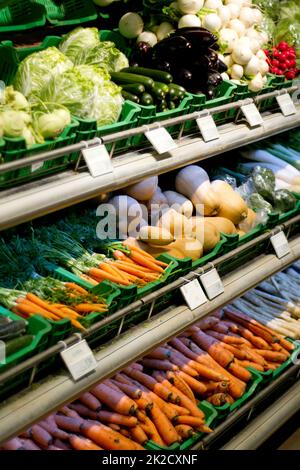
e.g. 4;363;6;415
85;41;129;73
40;65;123;126
14;47;73;100
248;193;273;214
59;27;100;65
252;166;276;203
273;190;296;213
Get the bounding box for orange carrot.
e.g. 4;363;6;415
69;435;103;451
202;380;229;395
130;426;148;445
191;331;234;368
108;424;121;432
166;371;197;402
206;393;234;406
153;373;205;419
59;307;81;319
265;361;281;370
124;368;174;403
79;274;98;285
174;371;207;396
113;250;135;263
228;362;252;382
129;251;164;273
114;263;159;280
82;422;144;450
175;424;194;440
168;404;190;416
92;383;137;415
149;403;180;445
65;283;89;295
88;267;131;285
205;329;251;346
97;411;138;427
16;301;60;321
140;416;165;446
69;403;97;420
236;360;264;372
174;416;204;427
135;396;154;413
99;262;127;282
75;304;107;313
26;293;67;318
253;349;287;362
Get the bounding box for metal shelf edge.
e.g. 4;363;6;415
1;108;300;231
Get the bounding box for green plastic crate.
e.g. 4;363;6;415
219;231;270;276
0;305;51;399
34;0;97;26
233;74;275;118
0;0;46;32
144;401;217;451
0;119;78;190
212;368;262;422
131;94;193;147
75;100;141;154
184;80;237;134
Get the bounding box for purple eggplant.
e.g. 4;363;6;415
130;42;152;67
171;28;218;49
152;36;192;61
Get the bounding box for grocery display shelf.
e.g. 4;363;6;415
1;101;300;231
190;364;300;450
220;380;300;450
0;234;299;445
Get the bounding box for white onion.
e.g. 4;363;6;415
244;55;261;76
179;14;201;28
227;3;241;19
232;44;253;65
229;18;246;36
203;13;222;32
137;31;157;47
231;63;244;79
218;5;231;25
239;6;256;27
177;0;204;14
248;73;264;92
204;0;222;8
219;28;238;53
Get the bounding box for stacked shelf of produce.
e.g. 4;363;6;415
1;278;299;451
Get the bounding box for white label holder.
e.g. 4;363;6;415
145;127;178;154
60;339;97;381
180;279;208;310
241;103;264;127
276;94;297;117
270;231;290;259
197;114;219;142
82;143;113;178
200;268;224;300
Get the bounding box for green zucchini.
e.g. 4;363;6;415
5;335;33;356
158;99;168;112
121;90;140;104
111;72;154;90
121;67;173;84
168;101;177;110
152;82;167;99
140;93;154;106
122;83;145;95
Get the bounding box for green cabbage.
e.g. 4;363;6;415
40;65;123;126
59;27;100;65
14;47;73;100
85;41;129;73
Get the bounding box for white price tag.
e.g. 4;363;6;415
82;144;113;178
276;94;297;117
241;103;263;127
31;161;44;172
145;127;178;154
180;279;207;310
60;340;97;381
197;115;219;142
200;269;224;300
270;231;290;259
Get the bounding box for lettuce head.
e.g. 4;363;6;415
85;41;129;72
59;27;100;65
14;47;73;100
